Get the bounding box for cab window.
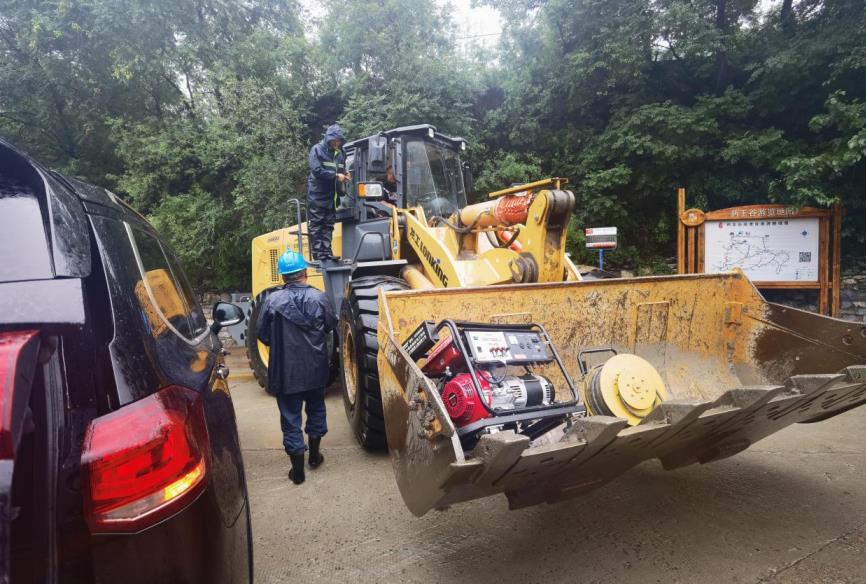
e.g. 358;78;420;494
405;140;466;218
337;153;355;210
346;153;354;196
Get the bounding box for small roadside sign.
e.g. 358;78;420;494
585;227;618;250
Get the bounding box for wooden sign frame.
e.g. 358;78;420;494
677;188;843;316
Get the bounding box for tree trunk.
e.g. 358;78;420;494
714;0;728;93
781;0;794;34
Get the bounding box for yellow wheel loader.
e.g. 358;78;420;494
250;124;866;514
249;125;578;447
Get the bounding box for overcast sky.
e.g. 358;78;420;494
301;0;782;51
300;0;503;47
448;0;503;43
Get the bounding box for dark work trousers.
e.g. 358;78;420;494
276;387;328;455
308;203;336;261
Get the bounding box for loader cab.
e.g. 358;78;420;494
341;124;472;222
315;125;473;321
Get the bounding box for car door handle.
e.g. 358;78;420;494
216;364;230;380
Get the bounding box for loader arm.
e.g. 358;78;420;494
512;188;576;282
398;178;580;289
399;209;519;288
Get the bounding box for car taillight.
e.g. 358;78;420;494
81;385;210;534
0;330;40;460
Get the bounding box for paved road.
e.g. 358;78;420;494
226;354;866;584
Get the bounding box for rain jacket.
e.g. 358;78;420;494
307;124;347;208
256;283;337;394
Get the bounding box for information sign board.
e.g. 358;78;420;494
675;190;843;316
704;217;820;282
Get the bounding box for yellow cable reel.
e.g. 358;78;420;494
580;354;669;425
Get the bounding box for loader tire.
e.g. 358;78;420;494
340;275;410;451
246;289;274;392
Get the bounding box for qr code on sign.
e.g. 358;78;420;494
799;252;812;263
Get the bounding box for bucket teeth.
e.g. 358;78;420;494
722;386;787;409
562;415;629;444
788;373;846;395
844;365;866;383
641;400;710;425
561;417;629;467
465;371;866;503
471;431;530;487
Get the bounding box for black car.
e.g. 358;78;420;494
0;139;252;582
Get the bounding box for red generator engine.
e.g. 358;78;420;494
439;371;493;426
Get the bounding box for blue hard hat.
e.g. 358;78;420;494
277;249;307;275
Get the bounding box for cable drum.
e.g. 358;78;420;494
583;366;613;417
580;354;669;426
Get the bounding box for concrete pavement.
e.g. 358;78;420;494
226;353;866;584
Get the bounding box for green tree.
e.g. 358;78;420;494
480;0;866;269
317;0;481;138
3;0;865;288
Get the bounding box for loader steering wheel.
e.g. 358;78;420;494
414;191;438;207
415;191;457;218
363;200;393;219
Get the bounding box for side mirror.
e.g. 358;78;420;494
462;162;474;196
357;181;386;201
210;302;245;333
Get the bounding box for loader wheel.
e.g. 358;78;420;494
246;289;275;392
340;276;410;451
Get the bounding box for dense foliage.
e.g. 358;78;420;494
2;0;864;287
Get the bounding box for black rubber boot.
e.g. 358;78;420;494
309;437;324;469
288;454;306;485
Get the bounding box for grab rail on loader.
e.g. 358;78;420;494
286;198;307;258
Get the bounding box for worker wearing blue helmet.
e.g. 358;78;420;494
256;249;337;485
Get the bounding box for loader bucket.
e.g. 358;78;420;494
376;271;866;516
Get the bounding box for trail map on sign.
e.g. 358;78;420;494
704;217;820;282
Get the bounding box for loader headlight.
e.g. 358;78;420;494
460;141;467;151
358;182;385;200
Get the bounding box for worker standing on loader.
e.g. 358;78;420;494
255;250;337;485
307;124;350;262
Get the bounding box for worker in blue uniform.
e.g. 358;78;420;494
256;250;337;484
307;124;350;262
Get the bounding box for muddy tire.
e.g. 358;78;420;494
246;289;274;391
340;275;410;451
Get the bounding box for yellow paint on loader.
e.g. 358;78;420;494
248;221;343;381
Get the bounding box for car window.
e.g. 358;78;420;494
129;227;206;341
163;245;208;335
0;176;53;282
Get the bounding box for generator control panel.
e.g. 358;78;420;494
465;329;552;364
